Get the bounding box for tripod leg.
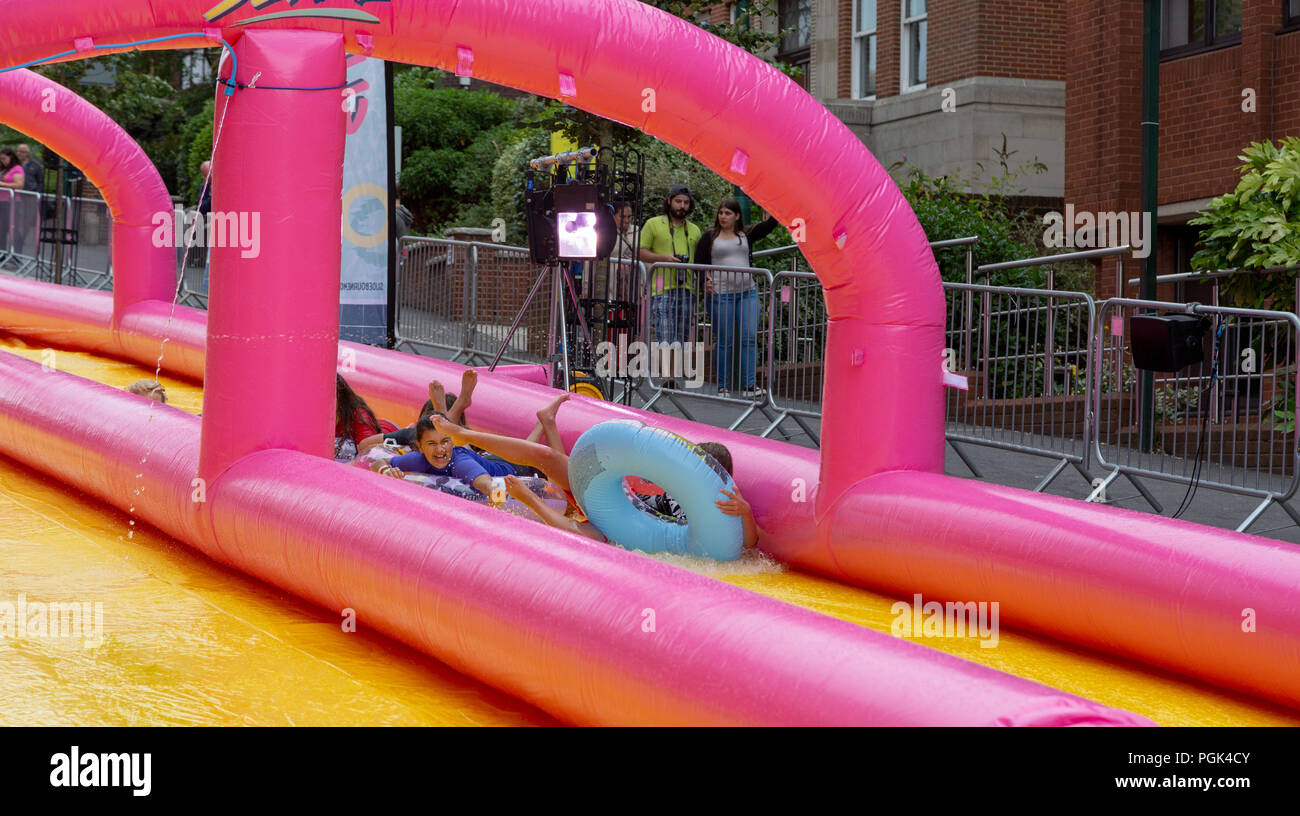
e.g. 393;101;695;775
560;262;595;350
488;263;553;371
554;266;572;392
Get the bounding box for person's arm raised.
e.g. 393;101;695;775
745;216;780;245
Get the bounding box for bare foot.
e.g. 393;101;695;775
504;474;532;502
428;380;447;412
459;369;478;409
505;474;550;516
536;392;571;426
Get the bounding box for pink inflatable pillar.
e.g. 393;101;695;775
198;30;346;481
0;69;174;321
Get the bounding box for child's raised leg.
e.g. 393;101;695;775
505;475;604;542
448;368;476;423
534;392;569;455
432;368;476;426
432;415;573;494
428;379;447;415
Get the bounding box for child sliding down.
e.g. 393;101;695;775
428;392;759;549
428;393;606;541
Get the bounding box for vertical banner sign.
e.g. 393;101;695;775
339;55;390;344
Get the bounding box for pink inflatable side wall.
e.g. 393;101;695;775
1;0;1298;718
0;348;1155;726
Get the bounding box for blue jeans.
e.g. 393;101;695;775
709;288;758;390
652;288;695;344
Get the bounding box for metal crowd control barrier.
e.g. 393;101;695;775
395;236;551;366
943;281;1097;491
1090;298;1300;533
940;245;1131;488
0;190;112;289
1125;264;1300;310
639;261;816;443
764;270;825;444
739;237;973;446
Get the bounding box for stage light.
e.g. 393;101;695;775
552;183;600;261
526;179;616;264
557;211;597;258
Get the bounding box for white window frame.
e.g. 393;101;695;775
852;0;877;100
901;0;927;93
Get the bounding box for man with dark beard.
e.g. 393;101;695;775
638;184;701;389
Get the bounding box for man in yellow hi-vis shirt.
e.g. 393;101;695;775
639;185;700;387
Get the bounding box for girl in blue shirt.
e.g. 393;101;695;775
374;413;516;498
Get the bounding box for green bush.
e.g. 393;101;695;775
488;130;549;246
395;80;539;233
34;53;215;196
894;165;1043;287
636;136;731;229
1190;137;1300;311
178;99;214;206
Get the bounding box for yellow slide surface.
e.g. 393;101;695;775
1;335;1295;726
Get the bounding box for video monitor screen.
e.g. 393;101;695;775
556;211;598;259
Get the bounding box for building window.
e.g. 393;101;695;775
852;0;877;98
731;2;746;27
778;0;811;90
901;0;927;92
1160;0;1242;56
1286;0;1300;28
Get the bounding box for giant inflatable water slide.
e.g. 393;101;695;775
1;0;1298;727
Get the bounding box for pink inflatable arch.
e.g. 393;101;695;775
0;0;1297;720
0;69;174;325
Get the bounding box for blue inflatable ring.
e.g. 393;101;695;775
567;420;743;560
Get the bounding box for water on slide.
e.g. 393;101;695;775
0;335;1295;726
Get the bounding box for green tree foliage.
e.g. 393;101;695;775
179;99;215;205
897;166;1042;287
489;130;550;245
638;137;731;229
394;67;544;234
1190;137;1300;310
28;51;219;196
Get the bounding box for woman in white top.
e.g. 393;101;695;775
695;199;777;399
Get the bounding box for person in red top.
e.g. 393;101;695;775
335;374;397;459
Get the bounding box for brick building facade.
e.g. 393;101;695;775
812;1;1069;200
698;1;1297;299
1066;0;1300;300
689;2;1069;198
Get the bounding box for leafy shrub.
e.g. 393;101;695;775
1190;137;1300;311
395;78;541;234
488;130;550;246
